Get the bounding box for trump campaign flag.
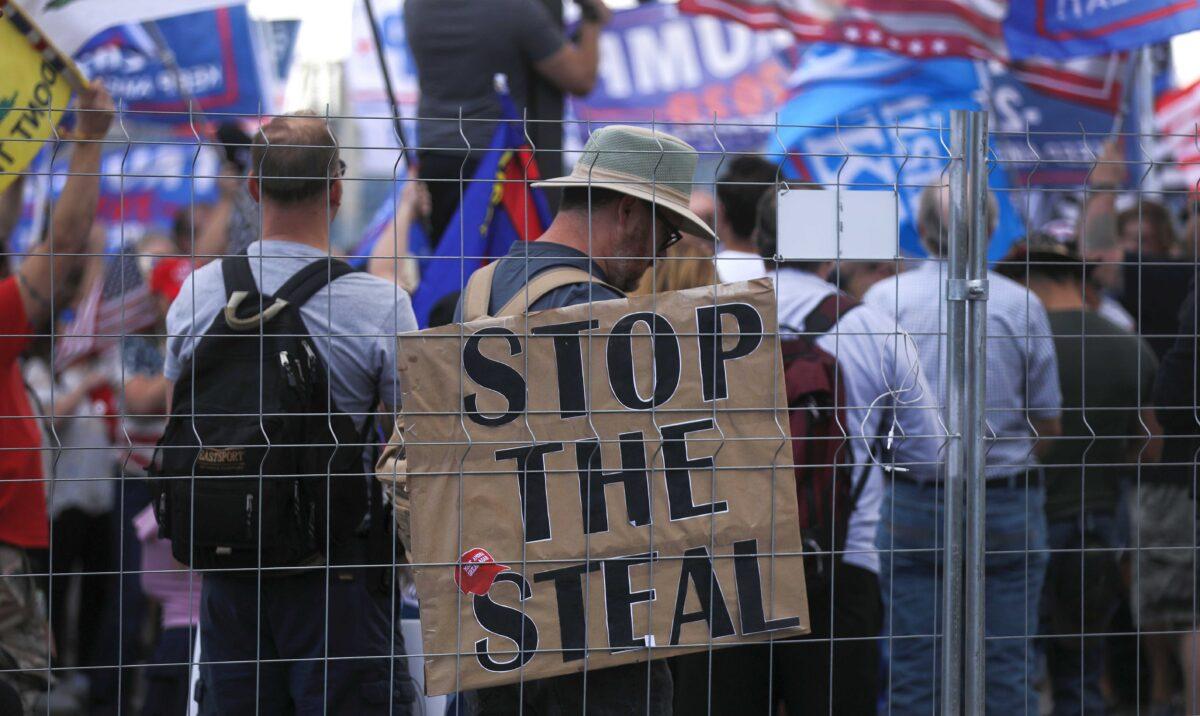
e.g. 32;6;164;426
775;44;1024;260
10;0;243;57
75;6;273;123
569;2;796;153
0;0;249;191
680;0;1200;61
409;91;552;327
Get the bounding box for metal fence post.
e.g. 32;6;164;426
943;109;989;714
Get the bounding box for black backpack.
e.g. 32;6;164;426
152;253;379;572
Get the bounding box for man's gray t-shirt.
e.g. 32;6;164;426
164;240;417;425
406;0;566;154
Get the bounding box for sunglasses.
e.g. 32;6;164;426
656;214;683;255
334;159;347;178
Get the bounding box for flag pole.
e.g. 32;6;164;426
1110;50;1143;136
143;20;206;126
361;0;414;170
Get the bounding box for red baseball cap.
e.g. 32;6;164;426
454;547;508;596
150;257;191;303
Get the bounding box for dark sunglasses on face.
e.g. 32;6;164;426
656;214;683;254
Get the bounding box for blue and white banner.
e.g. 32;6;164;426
782;95;1023;261
11;0;242;57
775;45;1026;259
986;56;1133;188
569;3;797;153
11;142;221;255
781;45;1136;190
75;5;272;123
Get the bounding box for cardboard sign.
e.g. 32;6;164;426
399;279;809;696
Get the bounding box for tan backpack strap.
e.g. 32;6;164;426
461;261;501;322
494;267;620;318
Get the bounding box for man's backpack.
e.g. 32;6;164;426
152;253;376;571
781;292;866;564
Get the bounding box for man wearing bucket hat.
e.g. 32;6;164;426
456;124;713;713
456;124;713;322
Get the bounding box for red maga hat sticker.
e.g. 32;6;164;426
454;547;508;596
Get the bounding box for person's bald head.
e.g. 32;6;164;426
917;184;998;257
249;113;342;206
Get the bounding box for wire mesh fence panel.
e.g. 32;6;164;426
0;106;1197;716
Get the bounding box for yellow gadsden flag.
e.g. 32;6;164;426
0;7;72;193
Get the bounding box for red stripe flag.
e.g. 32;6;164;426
1156;77;1200;190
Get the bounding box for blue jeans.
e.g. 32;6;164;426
878;478;1049;715
1042;511;1123;716
198;568;416;715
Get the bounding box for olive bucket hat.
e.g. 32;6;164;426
534;124;715;240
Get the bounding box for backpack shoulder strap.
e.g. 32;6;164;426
221;252;256;301
222;256;355;332
461;261;501;322
274;257;356;308
803;292;859;335
494;267;620;318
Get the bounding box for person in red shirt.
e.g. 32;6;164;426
0;83;113;710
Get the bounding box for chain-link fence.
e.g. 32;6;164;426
0;106;1197;716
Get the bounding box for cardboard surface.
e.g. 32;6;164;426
398;279;809;696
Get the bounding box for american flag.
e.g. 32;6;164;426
679;0;1007;60
55;250;158;370
680;0;1128;110
1156;77;1200;190
680;0;1200;66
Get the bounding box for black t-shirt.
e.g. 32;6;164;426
406;0;566;155
1153;281;1200;483
1119;255;1195;359
1043;310;1158;519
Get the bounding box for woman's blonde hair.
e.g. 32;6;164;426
633;236;717;296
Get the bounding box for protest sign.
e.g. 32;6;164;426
398;279;809;696
0;5;73;194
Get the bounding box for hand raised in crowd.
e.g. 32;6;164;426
404;180;432;219
577;0;612;26
217;162;242;202
72;81;115;142
1088;139;1126;189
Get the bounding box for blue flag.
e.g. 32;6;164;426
409;95;552;327
1006;1;1200;60
774;45;1023;261
76;6;271;123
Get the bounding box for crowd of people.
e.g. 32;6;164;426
0;2;1197;715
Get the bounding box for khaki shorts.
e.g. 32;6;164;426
1130;482;1198;629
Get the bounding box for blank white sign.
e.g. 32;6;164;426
777;189;899;260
